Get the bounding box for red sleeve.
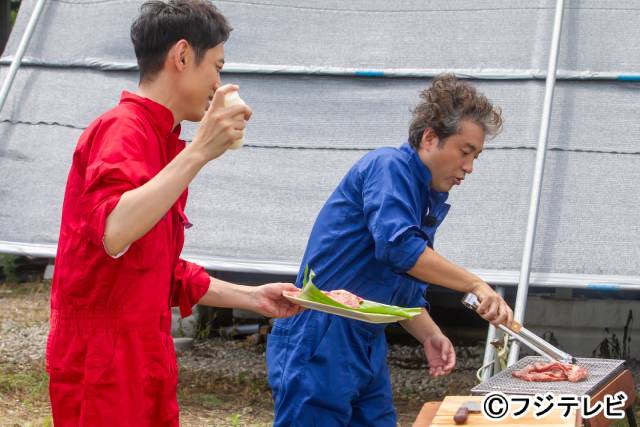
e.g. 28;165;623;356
171;258;211;318
78;116;152;248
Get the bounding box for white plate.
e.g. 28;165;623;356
283;294;409;324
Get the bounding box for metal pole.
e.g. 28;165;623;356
2;57;638;81
507;0;566;366
0;0;47;113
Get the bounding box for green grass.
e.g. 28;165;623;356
228;413;242;427
14;417;54;427
10;0;20;25
0;280;50;297
183;391;224;410
0;362;49;405
0;254;18;284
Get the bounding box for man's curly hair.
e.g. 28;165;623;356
409;74;503;149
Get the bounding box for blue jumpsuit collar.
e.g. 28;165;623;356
400;142;449;206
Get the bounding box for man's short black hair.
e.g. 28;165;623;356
131;0;232;82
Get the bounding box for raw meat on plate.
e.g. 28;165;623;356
283;288;364;309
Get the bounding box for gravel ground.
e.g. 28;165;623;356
179;337;485;402
0;320;49;368
1;282;639;426
0;282;487;426
0;282;509;398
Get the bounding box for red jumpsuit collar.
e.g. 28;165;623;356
119;91;181;137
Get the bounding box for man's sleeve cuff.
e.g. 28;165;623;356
383;226;430;273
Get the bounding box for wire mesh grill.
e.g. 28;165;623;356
471;356;626;397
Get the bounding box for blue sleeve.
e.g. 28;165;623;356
411;283;431;310
361;153;429;273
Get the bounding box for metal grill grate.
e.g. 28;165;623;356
472;356;626;397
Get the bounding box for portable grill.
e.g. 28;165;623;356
462;294;637;426
471;356;626;397
470;356;637;427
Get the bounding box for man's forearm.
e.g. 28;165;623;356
196;276;255;311
400;309;442;344
407;247;486;294
103;145;207;255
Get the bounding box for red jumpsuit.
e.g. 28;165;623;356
46;92;211;426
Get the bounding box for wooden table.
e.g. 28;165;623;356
413;395;580;426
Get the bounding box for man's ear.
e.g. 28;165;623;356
421;128;440;151
172;39;190;71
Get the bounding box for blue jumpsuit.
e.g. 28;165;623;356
266;143;451;426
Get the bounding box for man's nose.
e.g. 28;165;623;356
463;158;474;174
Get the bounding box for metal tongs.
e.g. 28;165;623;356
462;293;577;365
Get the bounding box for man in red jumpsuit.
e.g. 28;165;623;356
46;1;301;425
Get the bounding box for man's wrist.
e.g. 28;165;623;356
469;278;490;295
203;278;255;311
182;142;209;169
423;326;443;341
248;286;261;312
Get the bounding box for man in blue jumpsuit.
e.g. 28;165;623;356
267;74;514;426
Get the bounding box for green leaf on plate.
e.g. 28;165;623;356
298;266;423;319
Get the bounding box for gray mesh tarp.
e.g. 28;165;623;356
1;0;639;280
4;0;640;73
